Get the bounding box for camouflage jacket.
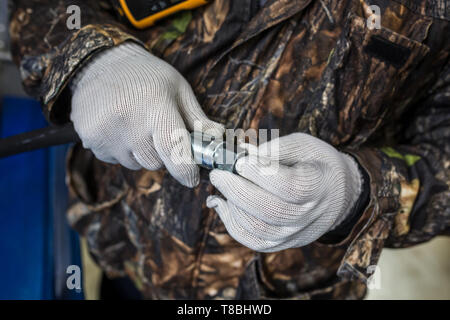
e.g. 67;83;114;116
10;0;450;299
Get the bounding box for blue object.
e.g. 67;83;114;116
0;96;83;300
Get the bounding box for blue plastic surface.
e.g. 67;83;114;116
0;96;83;299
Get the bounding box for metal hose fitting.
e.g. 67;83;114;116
191;132;247;173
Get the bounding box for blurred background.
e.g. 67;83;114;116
0;0;448;300
0;0;83;300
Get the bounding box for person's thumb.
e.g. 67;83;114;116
177;81;225;138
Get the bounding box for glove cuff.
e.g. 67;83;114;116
70;42;151;94
324;157;370;241
329;153;364;231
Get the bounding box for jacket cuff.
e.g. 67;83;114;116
22;24;144;124
316;147;401;282
320;157;371;243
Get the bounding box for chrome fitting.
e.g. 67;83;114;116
190;131;247;173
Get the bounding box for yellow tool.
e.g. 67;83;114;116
119;0;209;29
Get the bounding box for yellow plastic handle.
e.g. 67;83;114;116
119;0;209;29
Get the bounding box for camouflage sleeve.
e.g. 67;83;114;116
9;0;143;124
333;61;450;282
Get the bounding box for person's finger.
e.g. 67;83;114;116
257;133;330;166
111;150;141;170
206;196;279;252
207;196;314;252
230;200;305;243
177;81;225;138
131;136;164;171
256;212;332;252
91;149;118;165
209;170;323;228
235;155;323;204
153;108;199;187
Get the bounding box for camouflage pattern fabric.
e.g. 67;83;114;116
9;0;450;299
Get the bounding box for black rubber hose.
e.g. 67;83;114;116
0;123;81;158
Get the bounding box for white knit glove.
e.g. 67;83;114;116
207;133;363;252
70;42;224;187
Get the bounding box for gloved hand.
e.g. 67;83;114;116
70;42;224;187
207;133;363;252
